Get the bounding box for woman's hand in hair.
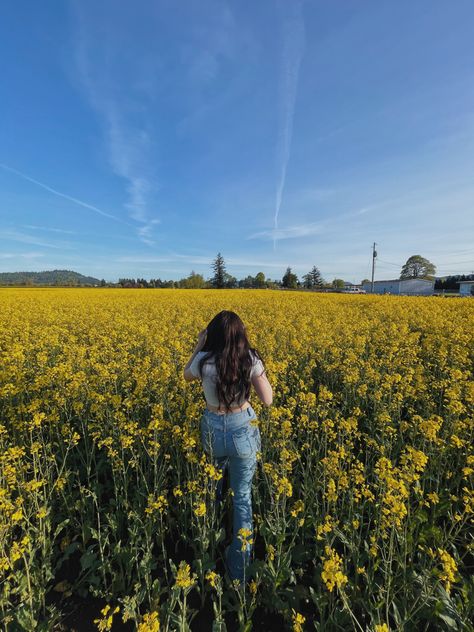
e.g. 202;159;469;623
196;328;207;350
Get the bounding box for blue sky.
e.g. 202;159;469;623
1;0;474;283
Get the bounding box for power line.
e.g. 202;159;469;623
377;259;401;268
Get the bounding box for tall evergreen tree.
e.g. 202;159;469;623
310;265;324;287
302;272;312;288
302;265;324;288
211;252;227;288
282;267;298;288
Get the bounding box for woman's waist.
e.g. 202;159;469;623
205;401;251;414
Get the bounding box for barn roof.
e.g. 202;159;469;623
362;278;434;283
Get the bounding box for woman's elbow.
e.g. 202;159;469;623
183;368;194;382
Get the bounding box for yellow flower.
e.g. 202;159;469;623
205;570;219;589
290;499;305;518
36;506;48;520
267;543;275;562
374;625;389;632
11;508;23;522
427;492;439;505
316;514;338;540
321;545;348;592
204;463;223;481
237;527;254;551
174;561;196;589
145;494;168;515
324;478;337;503
292;609;306;632
276;476;293;498
93;604;120;631
194;501;206;517
435;548;459;594
138;611;160;632
0;558;10;573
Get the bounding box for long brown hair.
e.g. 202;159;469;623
197;310;265;412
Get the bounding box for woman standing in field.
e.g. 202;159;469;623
183;310;273;583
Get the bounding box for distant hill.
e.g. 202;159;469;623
0;269;102;286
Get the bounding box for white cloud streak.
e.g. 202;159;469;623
23;224;77;234
248;221;324;241
0;251;45;259
273;0;305;251
0;162;125;223
71;1;161;246
0;229;77;250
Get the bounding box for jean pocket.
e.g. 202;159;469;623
250;427;261;452
231;426;254;457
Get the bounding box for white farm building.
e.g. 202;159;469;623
361;278;435;295
458;280;474;296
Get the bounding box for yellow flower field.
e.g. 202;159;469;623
0;288;473;630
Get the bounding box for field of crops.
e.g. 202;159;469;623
0;288;473;631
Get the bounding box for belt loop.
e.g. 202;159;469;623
247;407;251;416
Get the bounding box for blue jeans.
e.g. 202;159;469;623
200;405;261;582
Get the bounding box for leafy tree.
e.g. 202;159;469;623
361;278;370;286
332;278;345;289
211;253;227;288
282;267;298;288
181;271;206;289
240;275;255;289
400;255;436;279
224;273;238;288
255;272;266;288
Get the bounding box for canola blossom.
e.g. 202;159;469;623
0;288;473;630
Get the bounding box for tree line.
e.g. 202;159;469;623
117;253;451;290
118;253;334;289
3;254;471;290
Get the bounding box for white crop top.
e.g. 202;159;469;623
189;349;265;408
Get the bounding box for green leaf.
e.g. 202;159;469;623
437;613;459;630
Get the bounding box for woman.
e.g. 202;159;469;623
183;310;273;583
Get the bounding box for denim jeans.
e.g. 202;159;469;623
200;405;261;582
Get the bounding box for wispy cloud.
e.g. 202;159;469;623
23;224;77;234
0;229;77;250
273;0;305;251
71;0;161;246
0;163;126;223
184;3;237;86
248;221;325;242
175;1;247;136
0;251;45;259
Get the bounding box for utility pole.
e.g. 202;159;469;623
371;242;377;293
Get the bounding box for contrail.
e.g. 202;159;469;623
0;162;131;226
273;0;305;251
71;2;159;246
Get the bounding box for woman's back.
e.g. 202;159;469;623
190;348;266;409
